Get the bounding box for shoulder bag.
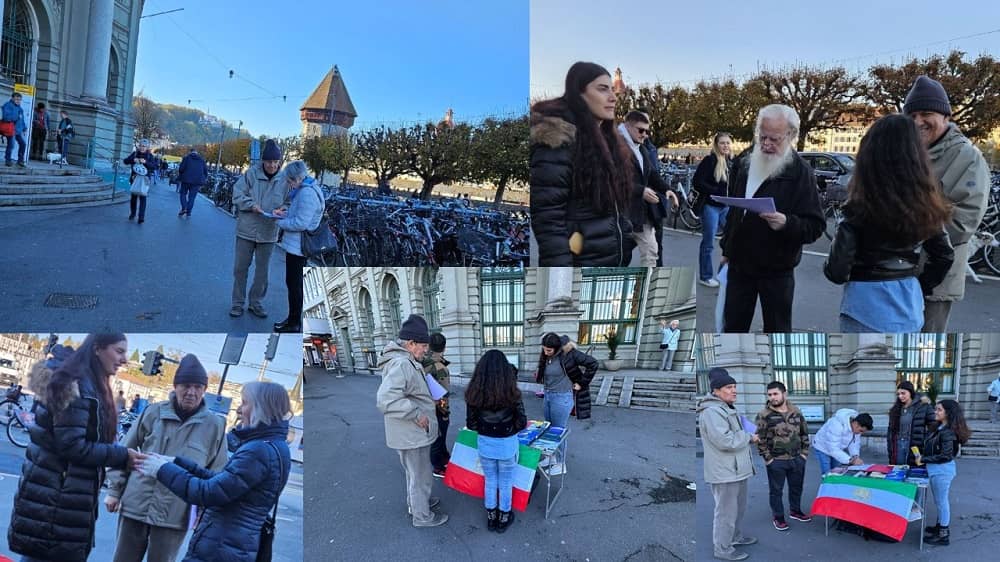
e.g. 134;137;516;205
300;187;338;259
256;440;285;562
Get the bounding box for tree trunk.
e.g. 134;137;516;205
492;176;509;208
420;179;436;200
796;132;807;152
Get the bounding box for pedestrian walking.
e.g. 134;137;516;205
421;333;452;479
136;381;292;562
697;368;758;561
106;355;229;562
887;380;936;465
115;389;126;412
56;110;74;164
124;139;157;224
694;132;733;287
988;373;1000;423
177;147;208;217
271;160;324;333
8;334;145;561
30;102;50;161
915;399;971;546
754;381;812;532
823;114;954;332
376;314;449;527
1;92;27;167
530;61;635;266
812;409;872;476
659;319;681;371
230;139;290;319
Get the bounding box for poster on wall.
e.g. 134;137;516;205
14;83;34;163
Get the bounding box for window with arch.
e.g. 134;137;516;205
422;268;441;332
1;0;33;83
384;275;402;335
107;46;120;107
358;288;376;338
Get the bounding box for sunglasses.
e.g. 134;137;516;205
635;126;650;135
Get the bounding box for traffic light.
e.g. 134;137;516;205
151;352;164;376
265;334;280;361
141;351;165;376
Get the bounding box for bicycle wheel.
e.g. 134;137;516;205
7;410;30;448
678;204;702;231
0;399;17;427
983;241;1000;276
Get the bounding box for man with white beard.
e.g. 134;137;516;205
720;104;825;332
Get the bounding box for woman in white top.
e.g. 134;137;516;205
659;319;680;371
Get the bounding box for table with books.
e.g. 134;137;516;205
518;420;570;519
813;464;929;550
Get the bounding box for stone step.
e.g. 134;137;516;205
0;175;105;186
631;390;697;401
0;187;119;207
632;382;696;392
0;166;89;177
0;181;108;195
629;397;699;411
961;446;1000;457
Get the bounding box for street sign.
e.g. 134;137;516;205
204;392;233;418
15;84;34;161
219;333;248;365
250;139;260;161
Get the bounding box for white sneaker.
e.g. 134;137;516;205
698;278;720;288
548;462;566;475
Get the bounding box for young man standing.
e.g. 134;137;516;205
754;381;811;531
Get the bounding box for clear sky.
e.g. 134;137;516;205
39;333;301;388
531;0;1000;99
135;0;529;138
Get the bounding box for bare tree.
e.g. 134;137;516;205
131;93;160;144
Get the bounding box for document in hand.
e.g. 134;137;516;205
739;415;757;434
710;195;777;214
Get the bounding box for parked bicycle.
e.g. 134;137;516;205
2;383;27;427
967;175;1000;275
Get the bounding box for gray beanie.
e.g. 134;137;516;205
903;76;951;116
174;354;208;386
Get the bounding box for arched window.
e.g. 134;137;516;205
422;268;440;332
107;46;120;107
1;0;33;83
384;275;402;335
358;288;375;338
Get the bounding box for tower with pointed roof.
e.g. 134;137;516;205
301;65;358;138
613;67;626;96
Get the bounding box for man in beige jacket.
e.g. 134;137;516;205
106;354;228;562
376;314;448;527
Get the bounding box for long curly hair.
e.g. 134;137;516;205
533;62;633;214
938;399;971;446
52;333;125;442
465;349;521;411
846;114;951;245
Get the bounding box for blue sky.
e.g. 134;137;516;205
135;0;529;138
40;334;301;388
531;0;1000;99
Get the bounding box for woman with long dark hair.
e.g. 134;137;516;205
886;380;936;465
465;350;526;533
916;399;971;546
9;334;143;561
530;61;635;266
823;114;954;332
534;332;599;428
693;132;733;287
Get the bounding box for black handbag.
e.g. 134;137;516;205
257;441;284;562
300;189;338;259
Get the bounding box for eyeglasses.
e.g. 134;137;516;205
636;126;650;135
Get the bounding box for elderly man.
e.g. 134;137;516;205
697;367;758;561
903;76;991;331
376;314;449;527
230;138;290;318
106;354;228;562
720;104;825;332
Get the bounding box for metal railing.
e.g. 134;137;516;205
86;139;130;199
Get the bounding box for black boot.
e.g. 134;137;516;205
486;508;499;532
496;510;515;533
926;525;949;546
924;523;940;536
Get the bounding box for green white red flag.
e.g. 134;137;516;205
443;428;540;512
811;474;918;540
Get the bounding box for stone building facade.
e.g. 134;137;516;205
303;267;697;378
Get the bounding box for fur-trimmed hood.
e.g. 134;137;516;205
530;99;576;149
26;360;81;414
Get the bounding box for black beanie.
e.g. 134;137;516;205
709;367;737;390
897;380;916;400
262;139;282;161
398;314;430;344
429;332;447;353
174;354;208;386
903;76;951;116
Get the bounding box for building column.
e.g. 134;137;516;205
439;268;477;378
532;267;582;344
833;335;899;456
82;0;114;101
712;334;770;417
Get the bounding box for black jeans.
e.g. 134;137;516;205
723;266;795;333
284;251;308;325
430;409;450;471
766;457;806;517
129;194;147;220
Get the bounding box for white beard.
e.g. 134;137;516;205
749;144;794;181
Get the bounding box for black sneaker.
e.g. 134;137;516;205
773;516;789;531
789;510;812;522
432;468;446;479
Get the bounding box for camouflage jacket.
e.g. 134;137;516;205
754;401;810;462
421;351;451;417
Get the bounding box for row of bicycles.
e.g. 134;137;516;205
3;384;140;448
967;173;1000;275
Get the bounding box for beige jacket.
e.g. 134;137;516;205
232;163;290;243
697;394;755;484
107;398;228;530
376;341;437;450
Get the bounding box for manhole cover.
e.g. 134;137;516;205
44;293;99;309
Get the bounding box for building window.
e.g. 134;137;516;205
578;268;646;345
894;334;956;394
771;334;828;395
422;268;441;332
695;334;717;395
1;0;33;83
384;275;402;335
480;267;524;347
358;288;376;338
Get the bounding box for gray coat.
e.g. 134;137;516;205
232;163;290;243
375;341;437;450
277;177;325;257
927;123;991;301
697;394;755;484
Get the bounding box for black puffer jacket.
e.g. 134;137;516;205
536;336;600;420
920;424;958;464
8;362;130;561
692;153;730;209
467;399;527;438
823;206;954;294
887;395;936;465
530;103;632;266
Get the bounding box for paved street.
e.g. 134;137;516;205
304;366;697;562
0;429;303;561
0;179;288;332
695;443;1000;561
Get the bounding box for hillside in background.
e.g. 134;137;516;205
133;96;255;146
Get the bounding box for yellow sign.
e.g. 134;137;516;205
13;83;35;96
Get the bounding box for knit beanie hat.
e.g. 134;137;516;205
398;314;430;344
429;332;447;353
709;367;737;390
262;139;282;161
897;380;916;400
903;76;951;116
174;354;208;386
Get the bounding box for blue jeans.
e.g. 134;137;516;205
699;204;728;281
927;461;956;526
814;449;842;477
5;132;26;163
180;183;199;213
839;313;878;333
543;391;574;428
481;454;517;511
60;136;70;157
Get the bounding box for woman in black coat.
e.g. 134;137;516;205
530;62;635;266
886;380;936;465
692;132;733;286
8;334;141;561
535;332;599;423
916;399;970;546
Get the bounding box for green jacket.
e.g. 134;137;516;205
421;351;451;417
106;397;228;531
754;400;810;462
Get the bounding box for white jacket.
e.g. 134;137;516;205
988;378;1000;398
813;408;861;465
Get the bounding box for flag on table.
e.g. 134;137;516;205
811;474;918;541
443;428;541;512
